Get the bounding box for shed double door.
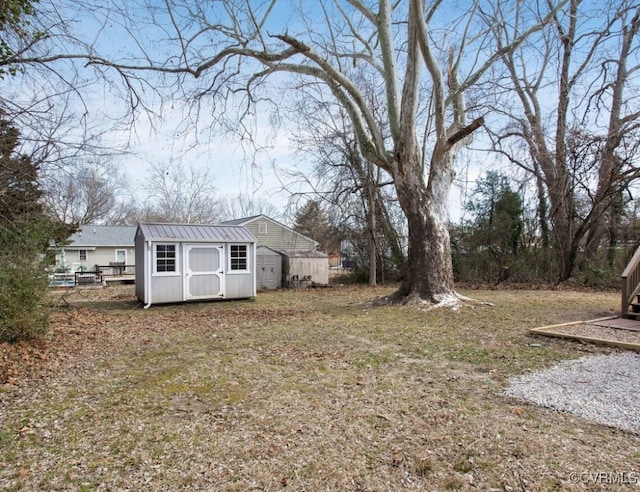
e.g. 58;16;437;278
184;244;225;300
257;254;281;290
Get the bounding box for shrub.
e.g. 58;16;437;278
0;221;57;342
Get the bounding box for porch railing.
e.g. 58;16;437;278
54;265;135;287
97;264;136;278
621;245;640;318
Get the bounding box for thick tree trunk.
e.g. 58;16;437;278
395;203;455;303
391;145;456;304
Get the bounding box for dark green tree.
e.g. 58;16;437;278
457;172;524;283
293;200;340;254
0;114;71;342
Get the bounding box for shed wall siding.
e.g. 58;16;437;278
256;248;282;290
287;257;329;284
151;275;183;303
225;273;254;298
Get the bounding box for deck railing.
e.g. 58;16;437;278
621;245;640;318
75;271;102;285
97;264;136;277
76;265;135;284
51;265;136;287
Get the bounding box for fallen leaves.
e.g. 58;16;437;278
1;284;638;491
0;340;51;385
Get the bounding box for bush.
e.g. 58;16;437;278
0;221;61;343
0;114;74;343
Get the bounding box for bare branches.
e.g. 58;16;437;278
377;0;401;142
447;117;485;147
487;0;640;280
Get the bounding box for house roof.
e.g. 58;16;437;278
221;214;263;226
66;225;137;248
256;245;283;255
220;214;319;247
137;222;256;243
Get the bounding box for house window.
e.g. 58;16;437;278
258;222;267;235
115;249;126;264
230;245;248;271
155;244;177;273
79;250;87;261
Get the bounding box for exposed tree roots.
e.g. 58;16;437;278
371;289;494;310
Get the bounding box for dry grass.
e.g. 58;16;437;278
1;284;637;491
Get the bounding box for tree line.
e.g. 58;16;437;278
1;0;640;341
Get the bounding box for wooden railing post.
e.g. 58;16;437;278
621;245;640;318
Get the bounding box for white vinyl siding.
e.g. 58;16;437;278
243;221;317;251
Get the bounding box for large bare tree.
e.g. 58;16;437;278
137;161;221;224
42;158;131;225
9;0;568;304
486;0;640;281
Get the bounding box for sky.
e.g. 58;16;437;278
99;97;317;222
7;0;500;226
101;104;474;224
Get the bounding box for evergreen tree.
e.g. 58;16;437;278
293;201;340;254
0;113;72;342
457;172;524;283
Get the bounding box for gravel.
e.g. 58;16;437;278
505;352;640;433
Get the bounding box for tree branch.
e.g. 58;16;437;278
446;116;484;147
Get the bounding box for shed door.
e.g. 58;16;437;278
257;254;281;290
184;244;224;300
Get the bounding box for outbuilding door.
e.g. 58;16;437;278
184;244;225;300
257;253;281;290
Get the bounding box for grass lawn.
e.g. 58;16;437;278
0;284;637;491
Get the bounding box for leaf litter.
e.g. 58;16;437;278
1;284;638;491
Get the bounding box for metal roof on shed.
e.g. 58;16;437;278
137;222;256;243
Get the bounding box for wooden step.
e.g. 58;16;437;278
625;306;640;319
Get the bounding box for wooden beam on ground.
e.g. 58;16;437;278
528;316;640;353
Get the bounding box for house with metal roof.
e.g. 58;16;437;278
56;225;137;274
135;222;257;307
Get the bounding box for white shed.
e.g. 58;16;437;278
135;222;256;307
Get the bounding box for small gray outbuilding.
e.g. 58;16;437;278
135;222;256;307
256;246;283;290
